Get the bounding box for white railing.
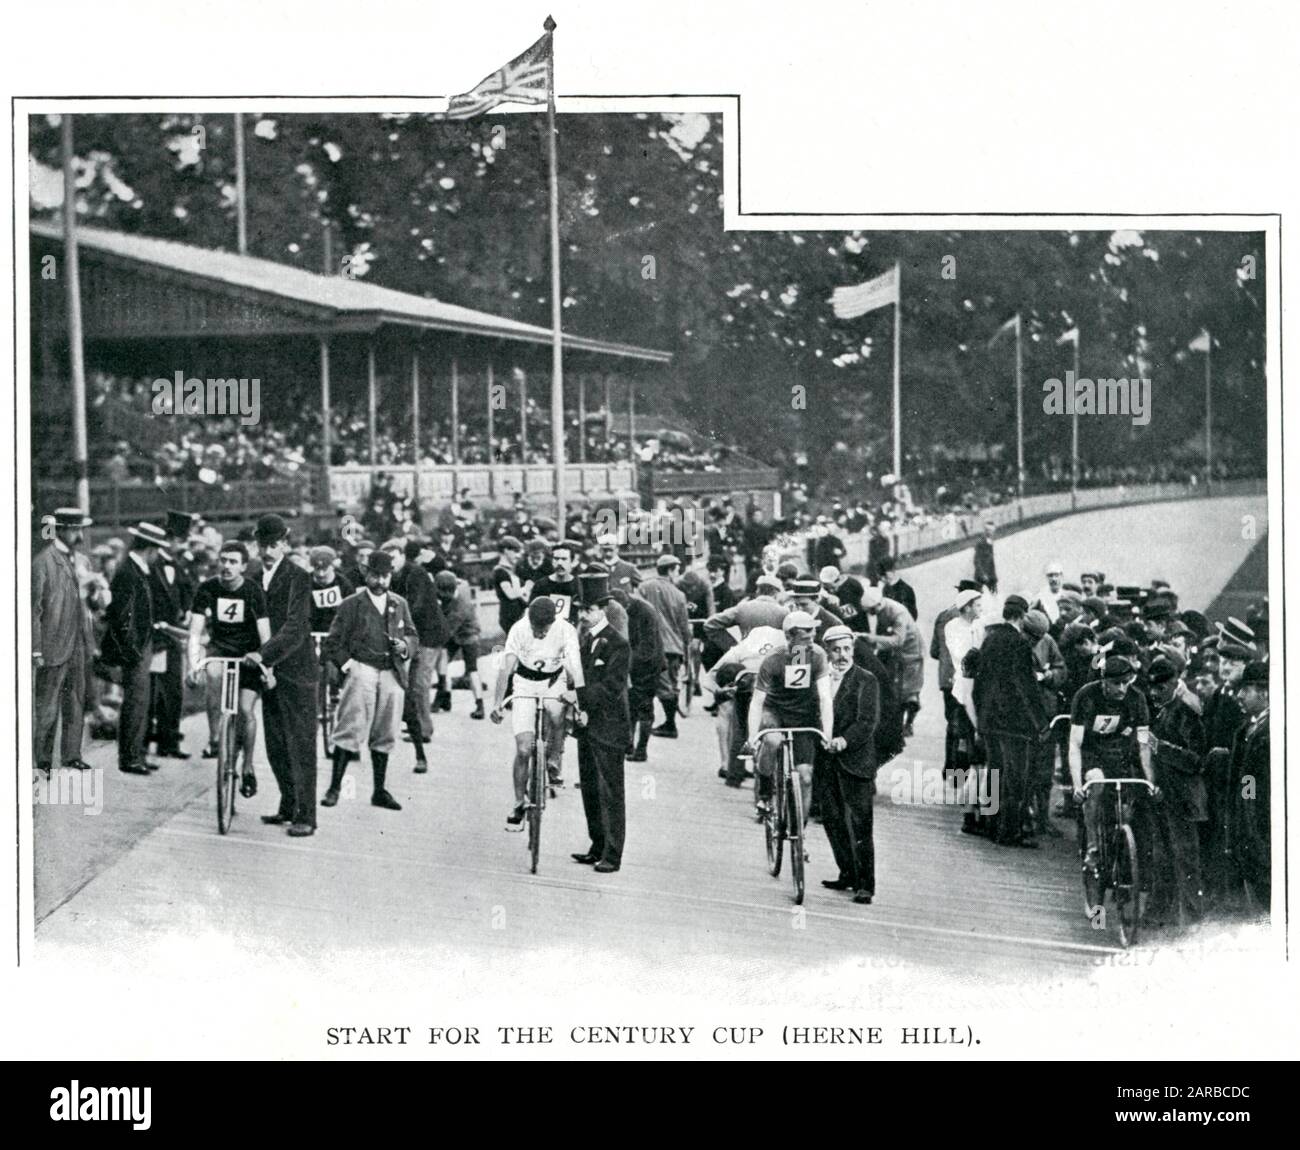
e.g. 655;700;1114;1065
328;462;636;509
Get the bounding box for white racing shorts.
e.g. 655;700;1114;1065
510;674;568;736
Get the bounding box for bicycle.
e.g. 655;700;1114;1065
751;726;826;906
311;633;339;759
503;696;573;875
1077;777;1157;948
192;655;259;835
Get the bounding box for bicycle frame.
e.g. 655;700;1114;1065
193;656;247;835
754;726;826;904
1079;776;1156;947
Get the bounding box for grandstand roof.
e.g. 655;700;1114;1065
29;220;672;363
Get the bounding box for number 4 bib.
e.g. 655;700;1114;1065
216;597;245;623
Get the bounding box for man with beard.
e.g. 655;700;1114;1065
1146;656;1208;926
33;508;95;774
814;626;880;906
319;550;413;812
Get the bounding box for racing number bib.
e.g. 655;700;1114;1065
1091;714;1122;736
312;585;342;609
549;594;572;619
215;597;245;623
784;664;811;689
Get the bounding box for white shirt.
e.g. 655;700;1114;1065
365;590;389;616
1035;585;1061;623
709;625;787;680
262;557;282;591
504;616;584;690
130;551;150;575
587;616;608;639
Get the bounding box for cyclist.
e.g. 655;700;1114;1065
308;546;354;633
186;540;270;797
1069;654;1159;877
490;597;584;825
745;610;833;825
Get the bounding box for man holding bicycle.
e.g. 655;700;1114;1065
491;596;584;825
1069;655;1159;876
746;611;834;827
187;541;271;798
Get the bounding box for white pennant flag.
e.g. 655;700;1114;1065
1188;329;1211;353
830;266;898;320
1056;327;1079;347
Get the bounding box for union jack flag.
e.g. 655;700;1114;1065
445;30;552;119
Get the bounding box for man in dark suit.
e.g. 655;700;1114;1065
816;626;880;905
1227;661;1270;912
103;522;168;775
245;515;319;837
973;595;1050;847
147;510;196;760
572;568;631;874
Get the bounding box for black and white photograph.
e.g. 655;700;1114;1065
2;0;1296;1099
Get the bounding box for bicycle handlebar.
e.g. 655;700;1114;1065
753;727;828;742
1079;778;1157;793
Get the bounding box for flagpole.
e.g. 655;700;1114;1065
892;260;902;480
1015;313;1024;503
61;113;91;516
1204;331;1213;492
543;15;566;526
1071;334;1080;507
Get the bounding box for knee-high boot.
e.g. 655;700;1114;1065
321;746;350;807
371;750;402;810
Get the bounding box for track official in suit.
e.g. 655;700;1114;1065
572;567;631;874
245;514;320;837
319;549;414;813
32;507;95;772
103;522;167;775
815;625;881;904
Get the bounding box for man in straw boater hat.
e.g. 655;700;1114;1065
102;520;169;775
570;566;631;874
318;548;414;814
242;514;320;837
32;507;95;773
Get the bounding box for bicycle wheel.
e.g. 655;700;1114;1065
787;772;806;905
1111;824;1141;948
527;746;543;875
216;714;238;835
319;671;332;759
1078;813;1102;918
765;769;785;877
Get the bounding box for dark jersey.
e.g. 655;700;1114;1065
756;645;829;729
530;575;582;626
493;564;527;633
1071;680;1149;775
193;577;268;657
309;573;354;633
